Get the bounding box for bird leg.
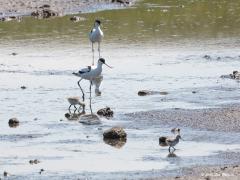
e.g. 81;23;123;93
73;105;77;114
68;104;72;112
92;42;94;66
89;81;93;115
77;78;85;102
168;146;171;153
98;42;101;58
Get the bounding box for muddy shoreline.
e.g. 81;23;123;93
125;105;240;179
0;0;136;17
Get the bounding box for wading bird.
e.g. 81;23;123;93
73;58;112;114
166;135;182;153
89;20;104;65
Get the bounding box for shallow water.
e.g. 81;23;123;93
0;0;240;178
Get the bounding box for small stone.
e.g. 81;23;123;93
11;52;17;56
103;127;127;139
97;107;114;118
3;171;8;177
39;169;44;174
21;86;27;89
138;90;150;96
192;91;197;94
8;118;19;127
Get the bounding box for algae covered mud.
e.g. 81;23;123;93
0;0;240;179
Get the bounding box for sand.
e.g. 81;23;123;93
0;0;134;17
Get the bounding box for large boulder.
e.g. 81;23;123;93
103;127;127;139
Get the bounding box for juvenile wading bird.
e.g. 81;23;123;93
166;135;182;153
159;128;181;146
89;19;104;65
73;58;112;114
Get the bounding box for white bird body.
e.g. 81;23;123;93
73;61;103;81
89;20;104;65
89;25;104;43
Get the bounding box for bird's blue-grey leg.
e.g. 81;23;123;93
74;105;77;114
168;146;171;153
89;81;93;115
77;78;85;102
98;41;101;58
68;104;72;112
92;42;94;66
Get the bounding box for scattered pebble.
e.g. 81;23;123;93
8;118;19;127
39;169;44;174
29;159;40;164
97;107;114;118
3;171;9;177
21;86;27;89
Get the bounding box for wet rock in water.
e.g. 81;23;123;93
203;55;211;60
103;138;127;149
79;114;101;125
192;91;197;94
220;70;240;80
159;136;168;146
21;86;27;89
3;171;9;177
31;5;58;18
112;0;130;5
39;169;44;174
103;127;127;139
70;16;85;22
29;159;40;164
8;118;19;127
138;90;169;96
97;107;114;118
11;52;18;56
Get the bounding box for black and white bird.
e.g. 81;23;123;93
89;20;104;65
73;58;112;114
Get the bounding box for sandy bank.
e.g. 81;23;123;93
126;105;240;132
0;0;135;17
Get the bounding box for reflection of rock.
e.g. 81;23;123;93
65;112;82;121
167;152;177;158
138;90;169;96
103;138;126;148
92;75;103;96
79;114;101;125
97;107;113;118
8;118;19;128
103;127;127;139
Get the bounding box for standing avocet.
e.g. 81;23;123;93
73;58;112;114
89;20;104;65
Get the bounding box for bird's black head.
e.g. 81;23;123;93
95;19;101;25
99;58;105;64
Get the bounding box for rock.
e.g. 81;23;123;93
159;136;168;146
203;55;211;60
104;138;127;148
103;127;127;139
70;16;85;22
8;118;19;127
112;0;130;5
192;91;197;94
29;159;40;164
39;169;44;174
21;86;27;89
11;52;18;56
97;107;114;118
31;7;59;19
138;90;169;96
3;171;9;177
65;112;81;121
79;114;101;125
